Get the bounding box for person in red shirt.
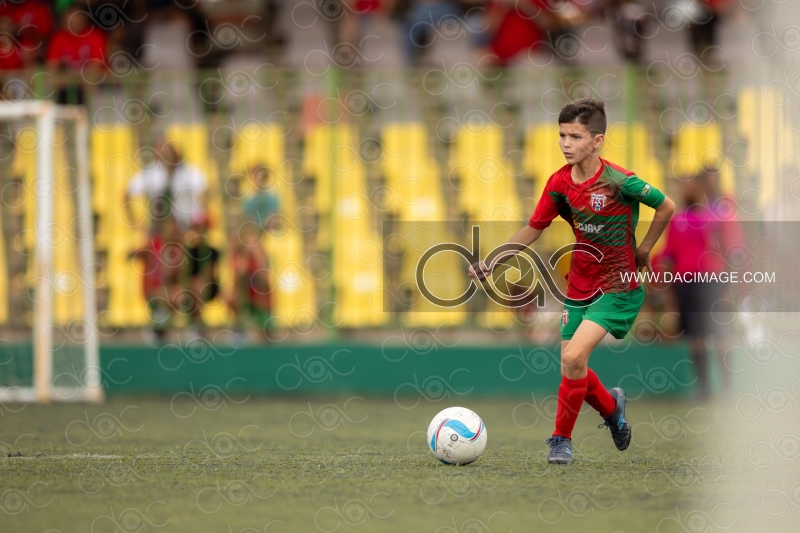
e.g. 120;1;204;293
46;5;106;103
8;0;52;41
46;5;106;70
0;0;51;70
482;0;585;65
469;98;676;464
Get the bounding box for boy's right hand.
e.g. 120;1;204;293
468;261;493;282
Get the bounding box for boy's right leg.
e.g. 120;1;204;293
548;320;609;464
554;320;610;437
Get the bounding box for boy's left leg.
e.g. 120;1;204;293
585;368;617;418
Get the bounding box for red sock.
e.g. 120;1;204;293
553;375;588;439
584;368;616;419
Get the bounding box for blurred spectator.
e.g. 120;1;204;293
225;164;281;340
402;0;461;65
479;0;585;65
339;0;396;45
140;3;207;122
182;214;221;333
0;0;51;69
604;0;650;63
654;169;741;400
228;222;273;340
46;5;106;69
47;4;107;103
686;0;733;59
339;0;404;67
125;140;209;340
126;141;208;234
243;165;281;230
140;3;197;70
11;0;52;42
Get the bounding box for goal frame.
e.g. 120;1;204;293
0;101;102;403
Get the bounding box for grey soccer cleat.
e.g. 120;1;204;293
599;387;631;451
545;436;573;464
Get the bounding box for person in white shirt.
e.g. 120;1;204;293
124;139;210;340
125;140;208;235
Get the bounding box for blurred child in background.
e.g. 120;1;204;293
227;165;281;341
243;165;281;230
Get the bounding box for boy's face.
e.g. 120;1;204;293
158;142;181;171
253;169;269;189
681;177;705;205
559;121;603;165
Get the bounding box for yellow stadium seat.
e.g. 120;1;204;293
322;127;388;328
737;86;794;208
380;123;437;218
450;125;520;220
670;123;735;196
397;219;467;328
448;125;522;324
91;126;136;251
377;123;465;326
303;124;354;217
523;123;565;201
91;127;149;327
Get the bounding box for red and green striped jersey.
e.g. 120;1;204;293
528;158;666;301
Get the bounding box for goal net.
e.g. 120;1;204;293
0;101;102;403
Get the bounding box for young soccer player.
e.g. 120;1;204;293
468;98;675;463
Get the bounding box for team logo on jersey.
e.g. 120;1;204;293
562;308;569;327
590;194;607;211
638;184;651;200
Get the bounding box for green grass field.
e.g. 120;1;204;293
1;394;797;533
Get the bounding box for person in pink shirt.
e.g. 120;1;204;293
655;169;739;400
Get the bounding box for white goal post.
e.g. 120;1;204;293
0;101;102;403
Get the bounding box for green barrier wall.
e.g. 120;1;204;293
98;342;697;398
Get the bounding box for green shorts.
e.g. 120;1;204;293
560;285;645;341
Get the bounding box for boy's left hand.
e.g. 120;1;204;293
635;247;652;273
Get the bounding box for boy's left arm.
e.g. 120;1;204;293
637;198;676;273
620;176;676;272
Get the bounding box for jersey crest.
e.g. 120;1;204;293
590;194;607;212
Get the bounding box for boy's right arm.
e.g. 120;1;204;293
468;173;562;280
468;225;543;280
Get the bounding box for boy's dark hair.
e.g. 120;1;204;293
558;98;607;136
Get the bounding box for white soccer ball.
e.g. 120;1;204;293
427;406;487;465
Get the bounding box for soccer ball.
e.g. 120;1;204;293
427;406;487;465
